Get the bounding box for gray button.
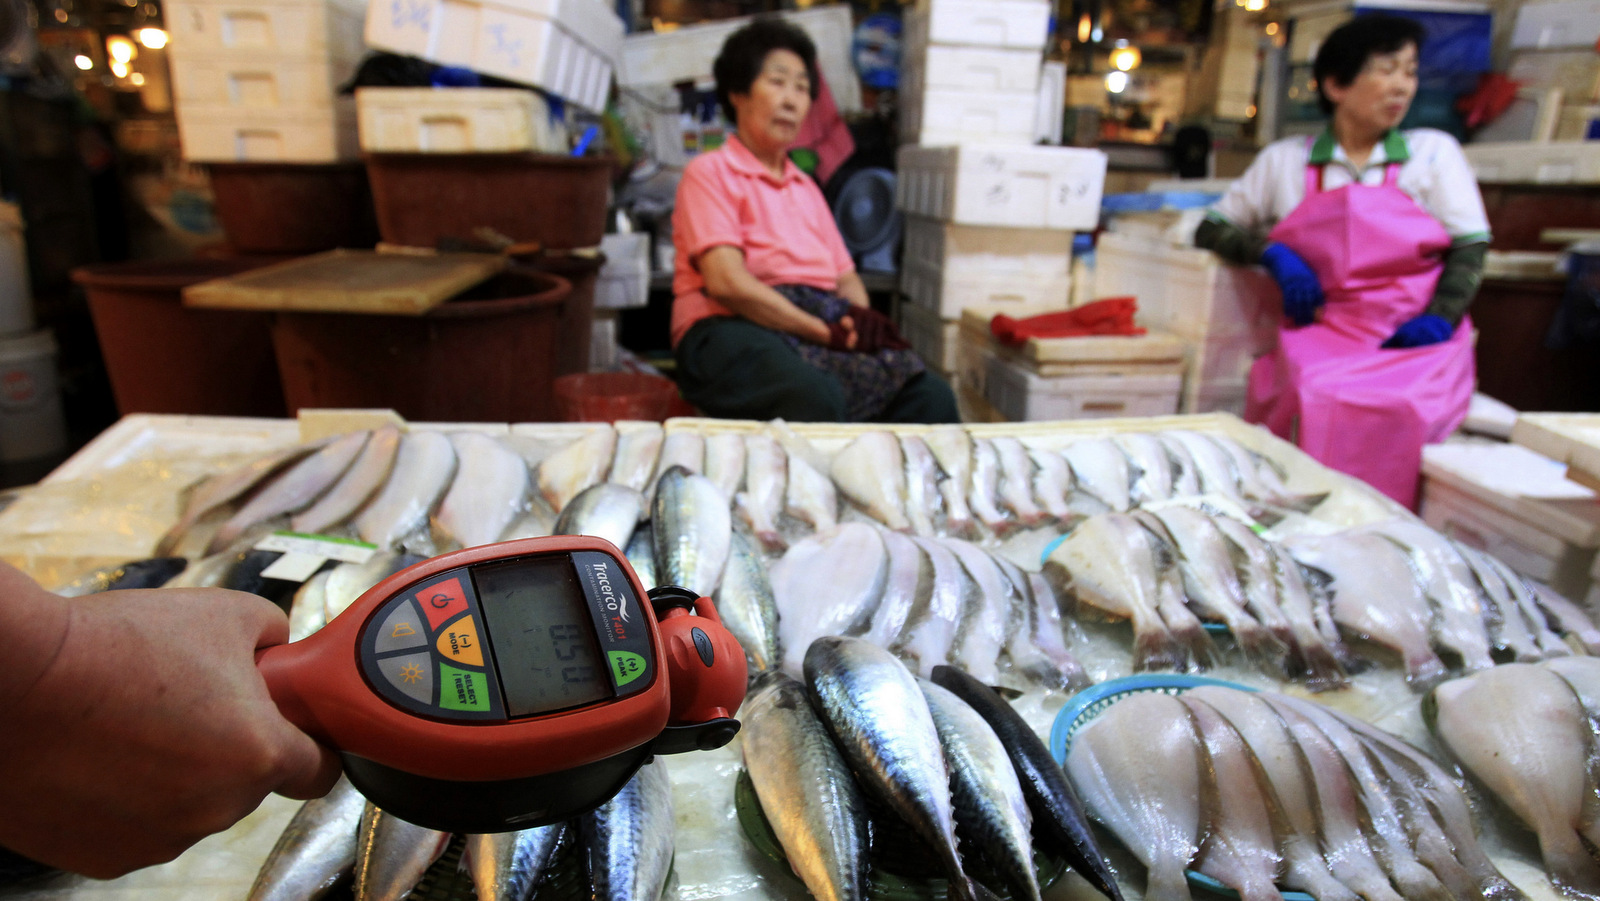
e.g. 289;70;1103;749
377;652;434;706
374;600;427;654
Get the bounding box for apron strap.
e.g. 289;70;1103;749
1382;162;1402;187
1305;162;1324;195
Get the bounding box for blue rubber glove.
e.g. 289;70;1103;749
1260;242;1324;327
1382;313;1454;349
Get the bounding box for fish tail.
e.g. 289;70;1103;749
1298;639;1349;692
1403;651;1449;691
1145;862;1193;901
1545;827;1600;900
1172;621;1220;672
1236;623;1292;674
1131;625;1187;672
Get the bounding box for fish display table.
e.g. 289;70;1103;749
0;412;1566;901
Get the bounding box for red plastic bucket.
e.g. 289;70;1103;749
554;372;680;422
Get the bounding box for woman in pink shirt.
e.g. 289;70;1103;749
670;18;959;423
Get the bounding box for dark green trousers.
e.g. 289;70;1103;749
675;316;961;423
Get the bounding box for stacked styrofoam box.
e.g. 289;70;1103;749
897;297;1064;376
596;234;649;310
1092;230;1279;415
167;0;365;161
900;216;1076;319
365;0;623;112
898;0;1049;147
356;87;558;152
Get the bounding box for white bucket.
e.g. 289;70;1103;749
0;202;35;337
0;330;66;462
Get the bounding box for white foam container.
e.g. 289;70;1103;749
0;330;66;462
899;298;1067;374
1465;140;1600;184
365;0;623;112
899;65;1040;147
618;6;860;113
165;0;366;57
177;97;358;161
590;310;619;371
901;259;1071;319
356;86;555;152
912;0;1049;49
902;15;1043;92
1510;0;1600;50
896;143;1107;230
170;50;354;111
983;356;1183;421
1036;59;1065;145
0;202;34;338
595;233;649;310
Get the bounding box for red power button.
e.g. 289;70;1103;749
418;577;468;630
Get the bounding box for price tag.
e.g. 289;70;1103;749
255;532;379;582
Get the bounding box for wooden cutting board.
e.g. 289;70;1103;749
182;249;506;315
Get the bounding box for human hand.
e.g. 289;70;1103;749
1261;242;1324;327
825;317;858;351
0;569;340;878
847;307;912;354
1381;313;1454;349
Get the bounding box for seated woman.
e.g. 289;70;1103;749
1194;14;1489;507
670;18;960;424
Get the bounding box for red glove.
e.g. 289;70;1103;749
825;319;857;351
991;296;1145;346
848;307;912;353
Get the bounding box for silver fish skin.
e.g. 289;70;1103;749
1482;552;1571;658
554;482;645;551
648;431;704;502
437;432;530;549
1114;433;1176;504
703;432;747;502
1028;447;1076;523
1265;544;1348;691
288;570;330;642
939;537;1012;684
157;439;331;556
803;636;979;901
715;528;782;672
293;425;401;536
831;431;911;532
1061;438;1133;512
355;432;459;550
324;552;406;622
862;528;929;650
992;436;1049;528
248;776;365;901
900;434;945;537
1361;518;1495;672
625;523;656;590
207;430;370;554
651;466;732;598
1531;583;1600;654
580;758;675;901
1453;542;1544;662
924;426;976;537
1179;697;1285;901
918;678;1040;901
739;432;788;550
1065;692;1202;901
1043;513;1186;672
537;427;617;513
354;804;450;901
741;671;871;901
771;523;888;676
967;438;1014;536
785;448;839;532
462;824;565;901
896;536;971;675
608;423;663;493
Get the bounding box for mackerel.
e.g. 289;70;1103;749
248;776;365;901
353;804;450;901
554;482;644;551
651;466;731;598
462;824;565;901
579;759;674;901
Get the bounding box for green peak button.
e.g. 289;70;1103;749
439;665;490;711
609;651;647;687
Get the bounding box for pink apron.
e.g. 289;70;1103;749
1244;156;1475;508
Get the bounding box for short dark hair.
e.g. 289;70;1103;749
1312;14;1425;115
711;16;820;125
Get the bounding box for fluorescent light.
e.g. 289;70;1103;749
136;28;168;49
1105;71;1129;93
74;54;93;70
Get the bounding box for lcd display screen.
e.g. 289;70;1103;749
474;556;610;717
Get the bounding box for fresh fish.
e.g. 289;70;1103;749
918;678;1040;901
248;776;365;901
831;431;910;532
608;423;663;493
992;436;1049;528
499;503;555;542
896;537;971;675
324;552;408;622
1165;431;1244;500
1204;433;1325;512
900;434;944;537
651;466;731;598
1061;438;1133;512
1021;569;1090;690
207;431;369;554
924;426;976;537
293;426;401;536
1114;433;1176;504
1179;697;1284;901
353;804;450;901
931;665;1123;901
1431;663;1600;898
968;438;1014;535
1545;656;1600;846
1362;518;1495;672
156;439;330;556
536;427;617;514
650;431;704;501
462;825;565;901
939;537;1013;684
1064;691;1200;901
1043;513;1188;672
771;524;887;676
1157;433;1203;497
579;759;674;901
54;557;187;596
1482;552;1571;659
1028;447;1076;524
1454;543;1544;662
994;557;1075;690
288;570;330;642
804;637;978;901
1532;582;1600;654
625;524;656;591
1284;531;1447;687
1208;516;1299;659
436;432;529;549
1264;544;1348;691
704;432;747;502
355;432;459;550
224;549;328;610
739;433;787;551
741;672;870;901
861;528;928;651
785;448;838;533
716;528;782;673
554;482;644;551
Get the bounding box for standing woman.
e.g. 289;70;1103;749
1195;14;1489;507
670;17;960;423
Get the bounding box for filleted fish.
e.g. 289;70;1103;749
354;432;459;550
772;524;887;676
830;431;910;532
436;431;529;549
292;425;401;536
537;427;617;514
207;430;370;554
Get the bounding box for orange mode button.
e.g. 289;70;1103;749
417;577;468;631
436;616;485;667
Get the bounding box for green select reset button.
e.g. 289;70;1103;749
440;664;490;711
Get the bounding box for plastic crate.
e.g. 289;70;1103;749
356;87;556;153
365;0;623;112
1465;140;1600;184
165;0;365;57
176;98;358;162
170;50;355;111
902;15;1043;92
912;0;1050;49
983;357;1182;421
896;143;1106;230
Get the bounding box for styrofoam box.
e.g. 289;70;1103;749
1036;59;1065;145
1511;0;1600;50
984;357;1183;422
618;6;860;114
1421;477;1599;599
899;298;1064;374
896;143;1107;230
901;258;1071;319
169;51;354;111
356;87;553;152
1093;231;1277;345
165;0;365;57
590;311;619;371
1465;140;1600;184
902;15;1042;93
900;55;1039;147
912;0;1049;50
365;0;623;112
903;215;1073;284
177;99;358;162
596;233;649;310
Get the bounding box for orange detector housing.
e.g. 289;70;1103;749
257;536;748;833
